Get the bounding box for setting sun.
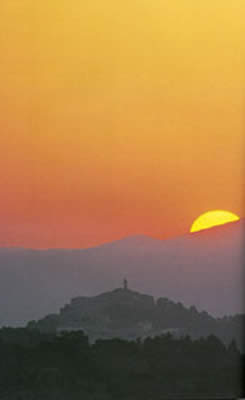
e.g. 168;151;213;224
190;210;240;233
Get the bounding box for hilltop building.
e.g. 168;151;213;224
26;285;185;342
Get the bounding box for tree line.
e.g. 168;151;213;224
0;327;243;399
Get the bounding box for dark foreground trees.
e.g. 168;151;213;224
0;328;243;400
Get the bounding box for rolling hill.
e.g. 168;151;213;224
0;219;243;326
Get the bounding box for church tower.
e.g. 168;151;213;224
123;278;128;291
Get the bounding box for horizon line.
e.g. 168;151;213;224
0;218;242;251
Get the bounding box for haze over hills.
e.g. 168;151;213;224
0;219;244;326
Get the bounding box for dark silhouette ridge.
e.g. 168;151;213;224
26;286;244;352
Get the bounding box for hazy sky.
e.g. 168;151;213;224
0;0;244;248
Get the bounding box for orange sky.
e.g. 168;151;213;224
0;0;244;248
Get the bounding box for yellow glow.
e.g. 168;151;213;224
190;210;240;233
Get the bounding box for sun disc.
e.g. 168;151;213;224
190;210;240;233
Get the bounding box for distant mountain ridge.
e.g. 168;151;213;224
0;219;243;326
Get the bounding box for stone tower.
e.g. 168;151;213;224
123;278;128;290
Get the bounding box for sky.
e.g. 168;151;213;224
0;0;244;248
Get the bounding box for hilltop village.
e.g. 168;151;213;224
27;281;243;349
